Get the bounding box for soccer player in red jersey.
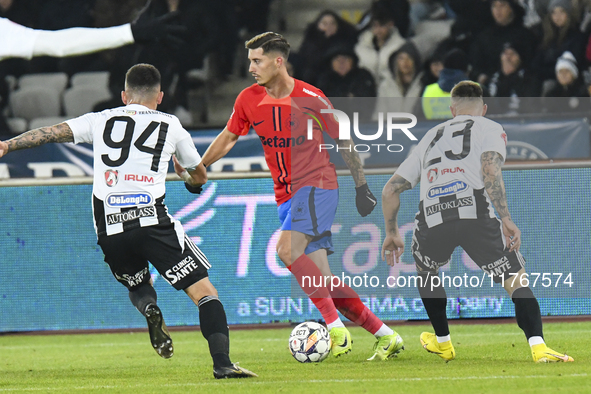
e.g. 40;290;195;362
200;32;404;360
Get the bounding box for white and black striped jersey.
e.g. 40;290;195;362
67;104;201;237
396;115;507;228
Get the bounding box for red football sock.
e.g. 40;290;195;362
288;255;339;325
331;283;383;335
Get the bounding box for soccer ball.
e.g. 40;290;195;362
288;322;331;363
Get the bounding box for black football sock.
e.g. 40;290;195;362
418;273;450;337
129;283;157;316
198;295;232;368
511;287;543;339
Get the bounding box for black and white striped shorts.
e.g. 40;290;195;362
98;223;211;291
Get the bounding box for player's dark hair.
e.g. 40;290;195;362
125;63;161;95
245;32;290;59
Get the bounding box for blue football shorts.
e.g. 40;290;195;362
277;186;338;255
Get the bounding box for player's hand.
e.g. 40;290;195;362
0;140;8;158
355;183;377;217
131;12;187;48
382;233;404;266
501;217;521;252
172;155;185;177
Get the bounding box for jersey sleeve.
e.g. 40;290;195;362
395;147;421;188
0;18;39;60
66;113;99;144
175;132;202;170
481;121;507;161
226;91;251;136
311;88;340;140
32;24;133;58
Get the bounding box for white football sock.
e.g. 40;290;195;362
437;334;451;343
374;324;395;338
528;336;545;347
327;319;345;331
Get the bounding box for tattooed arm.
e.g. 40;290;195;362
480;151;510;219
481;151;521;252
0;123;74;158
381;174;412;265
336;138;366;187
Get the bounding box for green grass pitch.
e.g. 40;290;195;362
0;321;588;393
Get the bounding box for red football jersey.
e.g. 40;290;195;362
227;79;340;205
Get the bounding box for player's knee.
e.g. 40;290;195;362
184;277;217;303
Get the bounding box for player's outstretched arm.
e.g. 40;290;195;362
0;123;73;158
381;174;412;266
481;151;521;252
336;138;377;217
31;13;185;58
200;127;239;168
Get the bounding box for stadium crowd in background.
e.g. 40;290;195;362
2;0;591;137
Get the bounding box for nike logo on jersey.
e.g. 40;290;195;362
253;120;264;126
292;218;306;223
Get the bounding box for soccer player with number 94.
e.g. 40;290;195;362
0;64;256;379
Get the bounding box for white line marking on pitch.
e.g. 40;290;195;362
0;329;586;350
0;373;587;391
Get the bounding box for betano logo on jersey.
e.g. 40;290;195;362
106;192;153;207
427;180;468;199
259;135;306;148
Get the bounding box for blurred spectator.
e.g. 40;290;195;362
420;48;445;88
533;0;586;82
293;10;358;85
447;0;494;54
487;42;541;114
543;51;590;112
316;47;376;98
535;0;590;29
409;1;446;35
470;0;538;85
355;2;406;86
357;0;411;38
376;42;424;113
422;48;469;119
519;0;543;28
